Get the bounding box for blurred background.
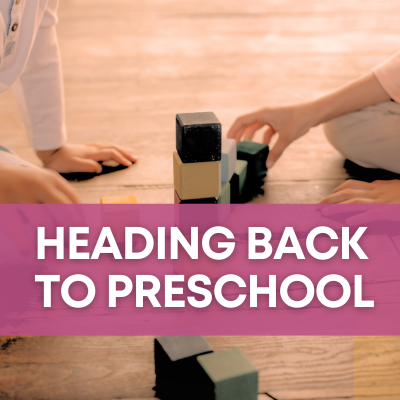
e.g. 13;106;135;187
0;0;399;203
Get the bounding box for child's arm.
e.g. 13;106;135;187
13;0;136;174
228;71;390;169
0;163;79;204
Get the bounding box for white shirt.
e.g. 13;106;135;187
373;51;400;104
0;0;66;151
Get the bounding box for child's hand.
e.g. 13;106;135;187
0;163;80;204
320;179;400;204
36;143;138;173
227;103;314;168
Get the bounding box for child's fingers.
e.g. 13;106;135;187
36;171;79;204
39;185;74;204
339;198;374;204
86;142;137;162
69;158;102;173
266;136;289;169
227;112;263;142
233;126;247;143
227;118;245;140
331;179;373;194
243;122;263;141
88;148;133;167
262;126;276;145
53;175;81;204
320;189;374;204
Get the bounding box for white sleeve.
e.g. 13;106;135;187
12;0;66;151
372;50;400;104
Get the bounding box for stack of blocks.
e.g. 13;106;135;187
173;111;270;205
154;336;258;400
173;112;223;204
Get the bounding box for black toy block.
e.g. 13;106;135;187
176;112;222;163
154;336;213;400
60;161;129;182
237;140;269;182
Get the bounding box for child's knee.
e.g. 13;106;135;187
323;117;348;155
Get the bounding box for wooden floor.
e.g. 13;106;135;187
1;336;400;400
1;1;400;399
1;0;399;204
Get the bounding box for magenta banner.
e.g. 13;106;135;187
0;204;399;336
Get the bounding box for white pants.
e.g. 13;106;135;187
324;101;400;174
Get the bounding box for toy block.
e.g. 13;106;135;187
176;112;221;163
230;160;248;203
154;336;213;399
100;195;137;204
60;161;129;182
173;151;220;200
237;140;269;181
221;138;237;183
218;182;230;204
174;190;218;204
196;348;258;400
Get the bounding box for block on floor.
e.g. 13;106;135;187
221;138;237;183
237;140;269;181
100;195;137;204
176;112;221;163
196;348;258;400
230;160;248;203
173;151;220;200
154;336;213;399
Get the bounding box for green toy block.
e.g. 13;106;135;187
218;182;230;204
237;140;269;181
197;348;258;400
230;160;248;203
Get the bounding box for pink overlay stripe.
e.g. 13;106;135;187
0;204;399;336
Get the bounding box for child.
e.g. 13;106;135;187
0;0;136;203
228;51;400;204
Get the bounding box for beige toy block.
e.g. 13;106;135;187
173;151;219;200
100;195;137;204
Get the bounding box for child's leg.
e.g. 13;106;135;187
323;101;400;174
